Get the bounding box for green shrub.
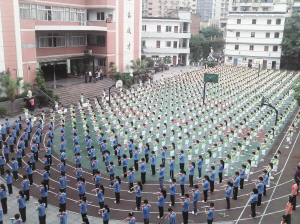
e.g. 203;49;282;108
203;61;218;67
0;106;7;116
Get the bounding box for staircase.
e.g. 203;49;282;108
53;79;121;106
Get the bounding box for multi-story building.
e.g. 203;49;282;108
224;8;286;69
142;0;182;17
0;0;141;83
197;0;213;22
181;0;198;13
142;11;191;66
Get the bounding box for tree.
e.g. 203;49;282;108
201;25;223;39
0;74;25;114
129;58;148;75
282;12;300;68
293;81;300;106
108;61;117;77
144;58;155;70
190;34;204;62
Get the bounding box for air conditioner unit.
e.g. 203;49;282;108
80;21;86;26
85;49;92;56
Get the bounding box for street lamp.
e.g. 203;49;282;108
51;61;57;89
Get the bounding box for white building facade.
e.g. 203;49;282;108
142;11;191;66
224;11;285;69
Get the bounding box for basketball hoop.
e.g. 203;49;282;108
116;80;123;89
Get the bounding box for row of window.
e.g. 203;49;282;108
237;18;281;25
142;40;179;48
142;25;181;32
234;45;278;51
236;32;280;38
19;3;85;22
37;33;86;48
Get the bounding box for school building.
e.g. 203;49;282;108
0;0;141;82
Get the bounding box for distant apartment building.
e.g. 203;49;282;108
0;0;141;83
142;11;191;66
181;0;198;12
224;8;285;69
142;0;182;17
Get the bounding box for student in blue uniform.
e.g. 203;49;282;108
142;199;151;224
21;175;30;201
151;151;157;176
36;199;46;224
114;176;121;204
202;175;210;203
210;166;216;193
167;207;176;224
140;158;147;184
17;191;26;222
181;193;190;224
5;170;13;195
225;181;233;210
59;209;68;224
102;204;110;224
157;189;166;219
11;157;19;181
249;188;258;218
205;202;215;224
57;188;66;212
0;184;7;214
192;185;200;215
128;168;135;193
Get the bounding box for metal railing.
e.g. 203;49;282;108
35;86;55;107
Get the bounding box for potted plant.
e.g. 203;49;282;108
164;56;172;70
0;106;7;118
36;93;47;108
72;65;77;78
78;63;85;77
20;101;27;109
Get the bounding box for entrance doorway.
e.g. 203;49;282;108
41;63;67;82
173;56;176;66
272;61;276;69
233;58;238;66
262;60;267;69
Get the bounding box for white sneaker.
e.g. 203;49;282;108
244;179;248;182
157;216;161;219
250;172;253;174
135;207;138;210
270;177;274;180
114;201;117;203
201;200;207;203
230;167;234;169
196;177;201;179
169;203;172;206
192;211;195;214
224;174;228;177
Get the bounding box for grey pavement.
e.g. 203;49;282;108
0;173;235;224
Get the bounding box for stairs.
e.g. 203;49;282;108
53;78;120;106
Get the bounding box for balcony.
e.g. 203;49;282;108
226;37;282;45
85;0;116;8
225;49;281;58
35;25;107;32
143;47;190;54
142;31;191;39
227;24;284;31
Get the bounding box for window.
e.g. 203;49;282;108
273;46;278;51
235;45;239;50
97;12;105;20
264;46;269;51
228;57;232;60
249;45;254;50
251;32;255;37
276;19;281;24
274;32;279;38
173;41;177;48
148;8;153;10
156;41;160;48
19;4;31;19
236;32;240;37
70;8;85;22
267;19;271;24
142;25;147;31
266;32;270;38
142;41;146;47
98;59;106;67
97;36;106;47
39;33;66;48
166;26;172;32
252;19;256;24
52;7;65;21
38;5;52;21
157;25;161;32
70;33;86;46
148;13;152;16
237;19;241;24
166;41;171;47
174;26;178;33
